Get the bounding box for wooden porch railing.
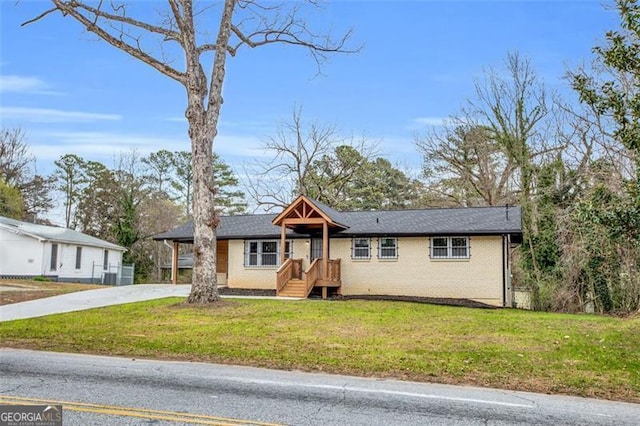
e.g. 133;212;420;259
276;258;303;294
277;258;340;298
325;259;341;282
276;258;293;294
304;258;320;297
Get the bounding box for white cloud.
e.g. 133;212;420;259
28;130;269;164
29;131;185;160
165;116;186;122
412;117;447;127
0;107;121;123
214;134;271;158
0;75;61;95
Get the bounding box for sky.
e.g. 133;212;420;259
0;0;619;219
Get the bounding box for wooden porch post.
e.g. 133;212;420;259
171;241;179;284
280;222;287;265
322;220;329;280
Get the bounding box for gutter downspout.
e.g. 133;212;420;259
502;235;506;307
41;240;47;276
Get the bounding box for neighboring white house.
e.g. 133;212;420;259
0;216;127;284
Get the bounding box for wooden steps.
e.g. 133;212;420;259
278;279;307;298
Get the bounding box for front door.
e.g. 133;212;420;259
310;238;323;261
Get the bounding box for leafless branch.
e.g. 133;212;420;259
21;7;58;26
23;1;185;83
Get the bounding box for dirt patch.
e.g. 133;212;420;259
167;300;237;310
0;290;63;306
334;294;499;309
218;287;276;297
0;280;105;305
215;287;496;309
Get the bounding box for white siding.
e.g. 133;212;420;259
58;244;122;282
0;227;124;281
57;244;123;281
0;228;44;275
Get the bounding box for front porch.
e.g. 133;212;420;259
272;196;346;299
276;258;341;298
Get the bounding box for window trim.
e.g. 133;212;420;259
351;237;371;260
75;246;82;270
244;239;293;268
430;236;470;259
50;243;58;271
103;249;109;271
377;237;398;260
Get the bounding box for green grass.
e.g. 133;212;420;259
1;298;638;402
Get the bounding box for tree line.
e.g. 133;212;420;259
0;145;246;281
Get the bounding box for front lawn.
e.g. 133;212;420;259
0;298;638;402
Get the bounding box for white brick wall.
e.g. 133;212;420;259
227;238;310;289
332;236;503;306
226;236;504;306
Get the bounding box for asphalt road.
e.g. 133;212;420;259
0;349;638;425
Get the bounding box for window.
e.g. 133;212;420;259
284;241;293;260
244;240;293;267
50;243;58;271
451;237;469;258
378;237;398;259
75;247;82;269
103;250;109;271
352;238;371;259
430;237;470;259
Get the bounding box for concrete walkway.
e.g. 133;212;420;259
0;284;191;322
0;285;301;322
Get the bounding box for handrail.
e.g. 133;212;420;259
276;257;292;273
276;258;293;295
277;258;339;298
303;258;320;297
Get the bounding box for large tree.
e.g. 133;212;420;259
142;149;174;195
417;122;517;207
0;128;32;187
171;150;247;217
25;1;355;303
0;128;54;222
75;160;115;238
0;180;23;219
54;154;86;228
571;0;640;239
245;109;404;211
568;0;640;312
306;145;424;210
417;53;560;293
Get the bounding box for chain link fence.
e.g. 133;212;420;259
91;262;135;286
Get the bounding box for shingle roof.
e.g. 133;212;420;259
304;197;350;228
153;206;522;242
0;216;126;251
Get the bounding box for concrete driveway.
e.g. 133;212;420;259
0;284;191;322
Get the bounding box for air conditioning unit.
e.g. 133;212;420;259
102;272;117;285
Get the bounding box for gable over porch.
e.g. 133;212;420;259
272;195;346;299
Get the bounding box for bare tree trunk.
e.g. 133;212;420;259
185;0;234;303
188;129;219;302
